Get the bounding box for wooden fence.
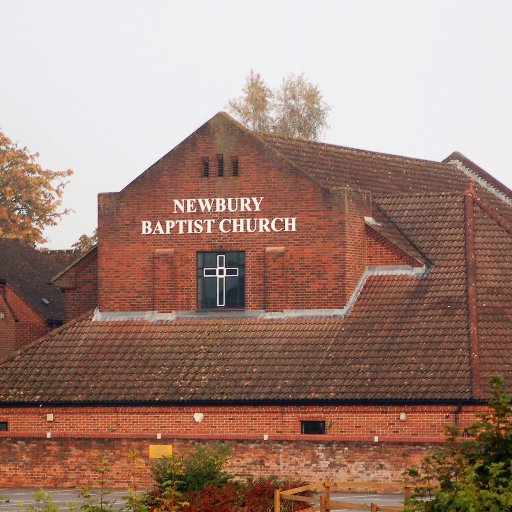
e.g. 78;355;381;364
274;480;413;512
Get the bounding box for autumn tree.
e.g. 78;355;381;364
0;131;72;246
72;229;98;253
227;70;273;133
228;71;330;141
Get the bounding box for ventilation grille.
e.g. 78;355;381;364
217;154;224;177
201;155;239;178
201;157;209;178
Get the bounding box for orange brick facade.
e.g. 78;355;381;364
0;437;438;489
0;404;483;487
96;120;417;314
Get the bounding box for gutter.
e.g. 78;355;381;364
0;397;486;409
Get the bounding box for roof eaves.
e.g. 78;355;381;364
51;244;97;284
0;282;46;324
0;397;485;408
372;200;433;267
445;153;512;207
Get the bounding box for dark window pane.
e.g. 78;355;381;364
301;420;326;435
203;278;217;309
0;422;7;431
198;251;245;309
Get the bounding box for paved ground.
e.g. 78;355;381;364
0;489;128;511
331;492;404;508
0;489;404;511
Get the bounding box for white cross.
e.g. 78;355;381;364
203;254;239;307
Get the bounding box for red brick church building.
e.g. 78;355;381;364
0;112;511;487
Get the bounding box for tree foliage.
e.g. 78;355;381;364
72;228;98;253
228;71;330;140
0;131;73;246
405;375;512;511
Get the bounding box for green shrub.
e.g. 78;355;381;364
150;454;185;493
405;375;512;511
150;444;232;494
181;444;232;492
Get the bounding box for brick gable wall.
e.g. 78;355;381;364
0;285;49;362
61;250;98;322
96;117;409;314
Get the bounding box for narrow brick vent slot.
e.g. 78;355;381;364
301;420;326;434
0;421;8;431
217;154;224;177
201;157;209;178
232;157;239;176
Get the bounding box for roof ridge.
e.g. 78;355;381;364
260;132;451;168
446;155;512;206
445;151;512;199
472;193;512;237
376;191;462;200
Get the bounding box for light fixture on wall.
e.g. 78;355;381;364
399;412;407;422
193;412;204;423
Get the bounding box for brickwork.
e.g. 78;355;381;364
0;436;464;488
96;117;409;314
366;227;419;267
0;285;48;362
58;249;98;322
0;404;481;441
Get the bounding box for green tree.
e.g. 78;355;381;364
405;375;512;511
0;130;72;246
228;71;330;141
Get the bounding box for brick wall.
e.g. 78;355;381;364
0;403;481;441
0;401;482;487
367;227;418;267
0;436;439;488
56;249;98;322
0;285;48;362
95;116;411;314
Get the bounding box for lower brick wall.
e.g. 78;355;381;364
0;437;435;489
0;403;484;488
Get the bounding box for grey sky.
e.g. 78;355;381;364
1;0;511;248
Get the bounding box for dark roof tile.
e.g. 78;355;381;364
0;239;69;321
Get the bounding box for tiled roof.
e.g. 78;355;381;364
0;239;69;322
473;200;512;395
1;117;511;405
3;194;505;405
259;132;512;209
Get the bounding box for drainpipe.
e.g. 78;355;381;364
453;403;462;427
0;279;19;322
464;179;481;398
